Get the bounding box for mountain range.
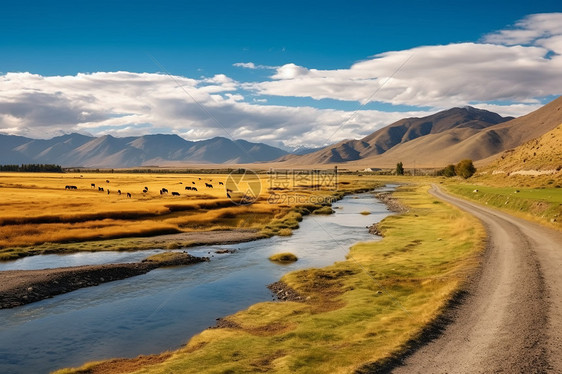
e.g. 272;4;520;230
277;96;562;168
0;134;288;167
1;96;560;168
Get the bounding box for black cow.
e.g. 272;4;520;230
143;188;148;193
185;186;192;190
91;183;95;188
117;190;121;195
161;188;168;194
192;187;197;191
205;183;213;188
99;187;104;192
192;181;195;185
144;187;148;191
219;182;224;185
127;192;131;198
65;185;77;190
106;180;110;183
172;192;180;196
107;189;110;195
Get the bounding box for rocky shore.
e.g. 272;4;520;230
267;281;304;302
374;191;409;213
0;252;207;309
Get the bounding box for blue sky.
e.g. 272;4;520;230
1;1;562;148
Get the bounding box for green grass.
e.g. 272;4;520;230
445;183;562;230
57;184;485;374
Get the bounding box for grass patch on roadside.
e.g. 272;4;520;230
57;184;485;374
445;183;562;231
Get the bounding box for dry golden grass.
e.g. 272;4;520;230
0;172;380;259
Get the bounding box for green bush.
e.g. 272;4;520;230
455;159;476;179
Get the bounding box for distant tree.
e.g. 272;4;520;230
0;164;63;172
455;159;476;179
437;164;456;177
396;162;404;176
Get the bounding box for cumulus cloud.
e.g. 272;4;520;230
245;13;562;109
0;71;429;148
483;13;562;46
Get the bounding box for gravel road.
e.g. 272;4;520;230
391;185;562;373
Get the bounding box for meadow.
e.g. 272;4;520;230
57;183;486;373
444;183;562;230
0;171;378;261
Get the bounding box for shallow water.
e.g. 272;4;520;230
0;189;393;374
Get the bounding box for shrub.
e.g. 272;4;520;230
455;159;476;179
437;164;456;177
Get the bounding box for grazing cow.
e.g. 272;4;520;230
117;190;121;195
205;183;213;188
91;183;96;188
99;187;104;192
219;182;224;185
106;180;110;183
192;181;195;185
144;187;148;191
65;185;72;190
192;187;197;191
127;192;131;198
107;189;110;195
143;188;148;193
161;188;168;194
185;186;192;190
172;192;180;196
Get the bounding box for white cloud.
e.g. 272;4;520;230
483;13;562;46
0;71;431;148
243;13;562;109
233;62;276;70
233;62;256;69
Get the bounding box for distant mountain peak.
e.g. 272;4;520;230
0;132;288;167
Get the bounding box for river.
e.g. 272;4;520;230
0;188;394;374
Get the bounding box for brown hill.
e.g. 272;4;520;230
486;123;562;174
279;96;562;168
357;96;562;168
279;106;512;165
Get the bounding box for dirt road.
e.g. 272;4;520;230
391;185;562;373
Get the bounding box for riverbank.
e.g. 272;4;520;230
57;184;486;373
0;252;207;309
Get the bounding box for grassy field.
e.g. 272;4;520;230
0;172;379;261
56;183;485;374
444;183;562;230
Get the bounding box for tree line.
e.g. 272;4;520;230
0;164;63;172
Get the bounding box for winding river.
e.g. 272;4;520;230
0;188;394;374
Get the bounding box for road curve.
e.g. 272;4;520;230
391;185;562;373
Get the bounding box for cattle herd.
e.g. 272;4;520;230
66;178;223;199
